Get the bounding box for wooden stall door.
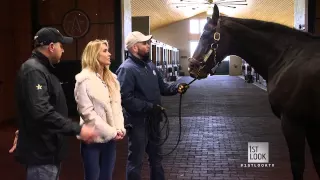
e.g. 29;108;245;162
160;47;164;66
316;0;320;35
152;44;156;64
37;0;116;116
0;0;31;123
0;1;12;122
38;0;116;61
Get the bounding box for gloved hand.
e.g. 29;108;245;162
177;83;189;94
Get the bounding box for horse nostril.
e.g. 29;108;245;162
191;63;199;70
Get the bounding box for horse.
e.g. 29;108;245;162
188;4;320;180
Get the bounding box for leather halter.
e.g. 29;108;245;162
189;19;221;78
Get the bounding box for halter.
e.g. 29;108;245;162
189;19;221;79
201;31;221;75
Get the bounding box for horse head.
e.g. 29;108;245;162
188;4;231;79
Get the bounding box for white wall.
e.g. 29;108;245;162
294;0;308;31
229;55;242;76
151;13;208;75
121;0;132;62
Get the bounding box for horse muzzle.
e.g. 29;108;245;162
188;67;208;79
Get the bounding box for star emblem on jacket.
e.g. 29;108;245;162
36;84;42;90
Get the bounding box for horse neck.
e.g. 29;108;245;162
221;18;284;79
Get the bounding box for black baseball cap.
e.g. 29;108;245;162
34;27;73;47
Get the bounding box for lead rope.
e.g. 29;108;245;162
153;77;198;156
152;43;219;156
123;77;198;157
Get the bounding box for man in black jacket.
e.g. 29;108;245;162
116;31;189;180
11;27;97;180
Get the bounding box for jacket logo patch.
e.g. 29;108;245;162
36;84;42;90
153;70;156;76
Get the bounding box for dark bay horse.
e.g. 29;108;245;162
188;4;320;180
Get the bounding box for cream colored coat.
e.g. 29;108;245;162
74;68;126;143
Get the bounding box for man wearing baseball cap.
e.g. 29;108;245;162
33;27;73;64
10;27;97;180
116;31;189;180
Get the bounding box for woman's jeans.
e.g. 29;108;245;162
80;140;116;180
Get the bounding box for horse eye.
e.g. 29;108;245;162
203;30;212;36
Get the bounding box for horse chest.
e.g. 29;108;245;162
267;60;314;111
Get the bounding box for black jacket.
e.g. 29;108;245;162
14;50;81;165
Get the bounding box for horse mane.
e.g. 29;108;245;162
221;16;320;41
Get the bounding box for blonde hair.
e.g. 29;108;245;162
81;39;118;94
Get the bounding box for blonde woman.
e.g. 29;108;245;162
74;39;126;180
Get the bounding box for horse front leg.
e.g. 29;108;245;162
281;114;306;180
305;118;320;178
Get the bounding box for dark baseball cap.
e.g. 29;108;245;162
34;27;73;47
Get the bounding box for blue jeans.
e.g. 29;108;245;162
26;164;61;180
80;141;116;180
126;118;165;180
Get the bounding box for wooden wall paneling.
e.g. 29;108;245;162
78;0;114;23
0;0;32;122
317;0;320;18
13;0;32;67
2;0;119;119
0;33;13;122
0;32;15;121
38;0;75;25
12;30;32;66
315;19;320;35
35;0;117;117
37;0;117;61
38;0;78;60
316;0;320;34
77;24;115;60
0;70;2;122
0;1;12;30
37;0;117;62
62;10;90;39
0;0;13;105
11;1;32;120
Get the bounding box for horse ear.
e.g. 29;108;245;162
212;4;219;25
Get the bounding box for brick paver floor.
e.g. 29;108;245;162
0;75;318;180
143;76;318;180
